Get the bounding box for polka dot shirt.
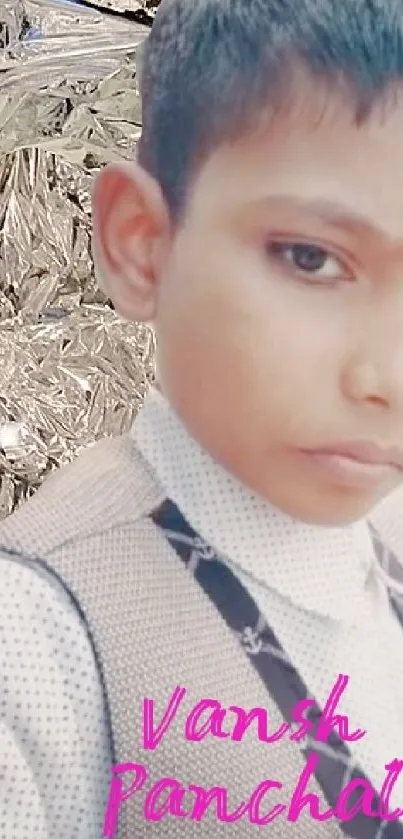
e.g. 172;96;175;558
0;554;111;838
3;383;403;835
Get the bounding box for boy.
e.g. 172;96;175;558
2;0;403;836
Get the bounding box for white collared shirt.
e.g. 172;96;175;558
1;384;403;838
0;554;111;838
134;386;403;813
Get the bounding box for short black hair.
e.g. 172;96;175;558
138;0;403;218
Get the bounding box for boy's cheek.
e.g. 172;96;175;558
158;272;332;429
157;227;344;452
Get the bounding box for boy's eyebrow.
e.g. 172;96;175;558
288;198;380;237
246;194;402;245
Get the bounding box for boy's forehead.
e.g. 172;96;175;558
190;85;403;244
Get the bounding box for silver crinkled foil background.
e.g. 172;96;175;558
0;0;157;519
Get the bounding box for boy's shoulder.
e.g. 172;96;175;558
0;432;164;561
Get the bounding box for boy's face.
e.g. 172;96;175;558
93;85;403;526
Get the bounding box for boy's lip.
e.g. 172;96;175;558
302;441;403;470
299;441;403;489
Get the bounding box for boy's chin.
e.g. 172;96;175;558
271;483;397;528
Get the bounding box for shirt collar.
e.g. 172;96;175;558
133;387;377;625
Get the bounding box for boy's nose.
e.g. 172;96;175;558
342;319;403;413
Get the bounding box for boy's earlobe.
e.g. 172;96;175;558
91;161;170;323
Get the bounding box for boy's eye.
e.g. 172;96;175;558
267;242;352;283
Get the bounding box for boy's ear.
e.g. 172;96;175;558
92;161;171;322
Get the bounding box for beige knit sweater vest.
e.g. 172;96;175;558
0;431;378;839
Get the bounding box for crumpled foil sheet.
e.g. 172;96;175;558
79;0;159;20
0;0;156;518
